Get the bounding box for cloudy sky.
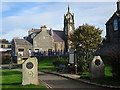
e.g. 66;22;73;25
1;0;117;41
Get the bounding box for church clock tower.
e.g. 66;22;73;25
64;5;75;52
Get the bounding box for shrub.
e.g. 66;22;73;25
77;52;93;72
2;53;11;64
106;47;120;78
53;56;68;67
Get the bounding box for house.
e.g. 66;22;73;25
0;43;11;53
12;39;32;56
95;0;120;56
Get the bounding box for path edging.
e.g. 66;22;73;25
40;70;120;89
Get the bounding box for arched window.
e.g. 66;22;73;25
114;19;118;31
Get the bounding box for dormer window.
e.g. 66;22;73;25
114;19;118;31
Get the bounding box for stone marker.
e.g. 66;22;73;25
22;57;39;85
89;56;105;79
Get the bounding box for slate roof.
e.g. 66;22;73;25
53;32;64;42
53;30;65;41
30;29;65;42
32;28;41;33
106;11;120;24
14;39;32;45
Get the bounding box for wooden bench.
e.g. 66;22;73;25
56;65;66;72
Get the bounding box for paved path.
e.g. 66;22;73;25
38;71;111;90
1;66;116;90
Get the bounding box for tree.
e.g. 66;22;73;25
0;39;9;43
70;24;103;71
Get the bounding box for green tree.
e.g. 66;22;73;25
1;39;9;43
70;24;103;71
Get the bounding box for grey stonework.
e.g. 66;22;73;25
95;1;120;56
33;26;53;52
22;57;39;85
89;56;105;79
64;5;75;52
12;39;32;56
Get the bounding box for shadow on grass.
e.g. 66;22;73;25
2;83;21;85
91;76;120;86
2;70;22;76
39;67;56;71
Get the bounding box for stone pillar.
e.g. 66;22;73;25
22;57;39;85
89;56;105;79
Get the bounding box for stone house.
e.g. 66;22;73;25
0;43;11;52
95;0;120;56
12;39;32;56
26;25;65;55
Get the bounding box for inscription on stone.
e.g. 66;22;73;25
95;59;100;66
22;57;39;85
26;62;33;69
89;56;105;79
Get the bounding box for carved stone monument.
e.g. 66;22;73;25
89;56;105;79
22;57;39;85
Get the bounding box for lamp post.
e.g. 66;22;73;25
74;49;77;74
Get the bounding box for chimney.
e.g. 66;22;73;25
117;0;120;11
41;25;47;32
50;28;54;36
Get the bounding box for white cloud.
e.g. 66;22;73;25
2;2;116;41
1;29;28;41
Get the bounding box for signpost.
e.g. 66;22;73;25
68;49;77;74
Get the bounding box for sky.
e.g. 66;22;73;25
0;0;117;41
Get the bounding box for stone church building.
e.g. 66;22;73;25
12;6;75;56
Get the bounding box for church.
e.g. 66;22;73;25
12;6;75;56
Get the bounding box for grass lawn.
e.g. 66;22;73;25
38;57;57;71
1;70;47;89
80;65;120;86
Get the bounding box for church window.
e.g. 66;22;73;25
114;19;118;31
65;26;68;35
70;26;72;32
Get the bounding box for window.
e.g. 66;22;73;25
8;45;11;48
70;26;72;32
35;49;39;52
29;49;31;54
65;26;68;35
18;49;24;52
114;19;118;31
1;45;3;48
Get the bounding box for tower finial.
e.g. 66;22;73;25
68;5;70;13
